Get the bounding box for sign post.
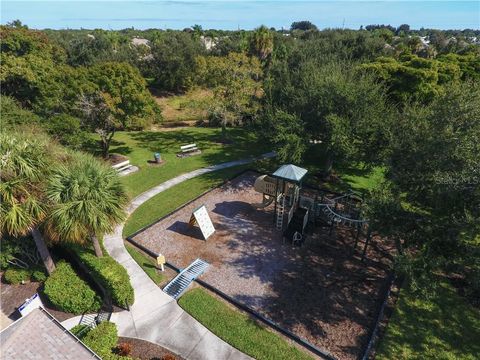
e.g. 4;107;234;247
189;204;215;240
156;254;166;271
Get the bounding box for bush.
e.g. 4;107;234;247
82;322;120;359
43;261;101;314
70;324;91;339
31;268;47;282
73;246;134;307
116;342;132;356
3;268;31;284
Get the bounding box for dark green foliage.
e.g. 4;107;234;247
368;81;480;296
45;114;87;149
290;21;318;31
3;268;31;284
70;324;91;338
72;246;134;306
31;268;47;282
43;261;101;314
82;322;121;360
1;96;41;127
147;32;204;91
264;59;393;166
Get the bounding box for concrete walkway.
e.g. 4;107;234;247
63;153;275;360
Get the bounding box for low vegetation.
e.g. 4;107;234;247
125;244;163;285
109;128;267;197
179;288;313;360
377;281;480;359
43;261;101;314
75;322;126;360
72;245;134;307
3;266;46;284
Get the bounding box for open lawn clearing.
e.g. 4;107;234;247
152;88;212;125
101;127;267;197
179;287;313;360
131;172;395;359
376;281;480;360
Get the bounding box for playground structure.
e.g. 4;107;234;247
253;164;310;245
253;165;372;259
131;171;395;360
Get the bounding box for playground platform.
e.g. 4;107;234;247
130;171;395;360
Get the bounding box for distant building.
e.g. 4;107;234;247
0;307;100;360
131;37;150;48
200;35;218;50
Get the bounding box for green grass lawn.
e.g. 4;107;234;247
123;165;250;237
125;243;164;285
179;288;313;360
376;282;480;360
103;127;267;197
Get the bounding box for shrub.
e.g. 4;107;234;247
43;261;101;314
70;324;91;339
73;246;134;307
31;268;47;282
3;268;31;284
116;342;132;356
83;322;119;359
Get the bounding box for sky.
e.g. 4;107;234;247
1;1;479;30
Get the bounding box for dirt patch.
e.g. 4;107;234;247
107;153;129;166
132;172;395;360
0;279;76;329
118;337;184;360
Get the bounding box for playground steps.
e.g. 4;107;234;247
276;195;286;230
163;258;209;299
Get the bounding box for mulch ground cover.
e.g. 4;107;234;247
118;337;184;360
0;278;76;325
131;171;396;360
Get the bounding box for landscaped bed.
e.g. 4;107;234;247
130;171;395;359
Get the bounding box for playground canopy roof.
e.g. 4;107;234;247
272;164;308;183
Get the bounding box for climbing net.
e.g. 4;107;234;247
319;192;368;228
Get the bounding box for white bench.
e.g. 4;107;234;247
180;143;199;154
112;160;132;173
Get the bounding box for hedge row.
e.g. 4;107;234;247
44;261;101;314
3;266;47;284
72;245;134;307
73;322;131;360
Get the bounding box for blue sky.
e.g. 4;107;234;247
2;1;479;30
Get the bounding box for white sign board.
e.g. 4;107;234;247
18;293;43;317
189;205;215;240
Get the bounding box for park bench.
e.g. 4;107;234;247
112;160;132;173
180;143;199;154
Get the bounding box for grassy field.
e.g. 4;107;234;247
153;88;213;124
376;282;480;360
104;127;267;197
123;165;250;237
125;243;164;285
179;288;313;360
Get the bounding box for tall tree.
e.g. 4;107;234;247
46;153;128;257
249;25;274;61
0;132;57;274
368;81;480;295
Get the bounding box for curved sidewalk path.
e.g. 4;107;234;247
63;152;275;360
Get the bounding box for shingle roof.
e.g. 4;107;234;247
0;307;100;360
272;164;308;182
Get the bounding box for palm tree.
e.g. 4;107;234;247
46;153;128;257
250;25;274;61
0;132;56;274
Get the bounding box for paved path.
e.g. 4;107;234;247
63;153;275;360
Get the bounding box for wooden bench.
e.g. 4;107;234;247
112;160;132;173
180;143;199;154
